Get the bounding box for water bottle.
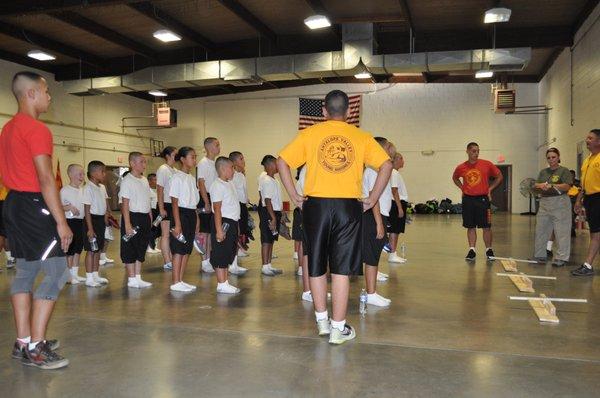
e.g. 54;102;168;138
89;236;99;252
171;229;187;243
359;289;368;317
400;242;406;258
222;222;230;235
66;210;74;218
152;214;163;227
122;226;140;242
383;243;392;253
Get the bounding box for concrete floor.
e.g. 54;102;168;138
0;213;599;397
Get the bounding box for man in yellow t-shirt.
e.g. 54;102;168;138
278;90;392;344
573;129;600;277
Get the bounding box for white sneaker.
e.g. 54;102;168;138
85;279;100;287
270;265;283;274
376;292;391;304
102;256;114;264
296;267;303;276
293;252;299;261
388;253;407;263
229;265;248;275
136;278;152;288
163;262;173;271
237;249;249;257
377;271;389;282
170;282;193;292
301;291;313;302
181;281;197;290
202;260;215;273
217;281;240;294
127;279;140;288
94;275;109;284
367;293;390;307
99;259;107;266
261;264;276;276
317;319;331;336
76;275;87;282
68;276;80;285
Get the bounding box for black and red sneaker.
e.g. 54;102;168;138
12;339;59;359
22;341;68;370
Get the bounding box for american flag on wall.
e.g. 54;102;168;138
298;95;361;130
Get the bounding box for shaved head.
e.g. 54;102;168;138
11;71;51;116
12;72;45;100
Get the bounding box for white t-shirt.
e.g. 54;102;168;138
391;169;409;201
150;188;158;209
210;178;241;221
197;157;217;194
60;185;85;220
232;171;248;204
83;181;108;216
260;175;283;211
118;173;152;213
170;170;200;209
156;163;176;204
362;167;392;217
295;166;307;196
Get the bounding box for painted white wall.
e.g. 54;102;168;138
0;59;163;181
538;3;600;172
167;83;539;212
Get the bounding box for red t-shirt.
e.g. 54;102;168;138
453;159;501;196
0;113;53;192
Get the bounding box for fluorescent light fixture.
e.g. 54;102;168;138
304;15;331;30
484;7;511;23
153;29;182;42
148;90;167;97
475;70;494;79
27;50;56;61
354;72;372;79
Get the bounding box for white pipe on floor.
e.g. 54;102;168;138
496;273;557;280
509;296;588;303
490;256;539;264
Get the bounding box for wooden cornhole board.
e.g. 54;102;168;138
528;294;559;323
508;275;534;293
501;259;518;272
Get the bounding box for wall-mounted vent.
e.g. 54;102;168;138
494;89;516;113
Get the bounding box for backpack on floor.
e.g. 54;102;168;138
438;198;453;214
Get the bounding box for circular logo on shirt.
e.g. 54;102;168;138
464;169;482;187
318;135;355;173
551;175;560;183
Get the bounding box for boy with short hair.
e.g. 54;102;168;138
60;164;87;284
82;161;110;287
258;155;283;276
119;152;153;289
196;137;220;273
210;157;241;293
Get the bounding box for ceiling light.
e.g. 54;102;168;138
475;70;494;79
304;15;331;30
353;57;372;79
27;50;56;61
484;7;511;23
153;29;182;42
148;90;167;97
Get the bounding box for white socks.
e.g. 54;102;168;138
331;320;346;332
315;311;328;321
71;266;79;276
28;341;40;351
17;336;31;344
469;247;475;251
100;253;107;261
93;271;100;279
584;262;592;269
86;272;94;281
547;241;553;250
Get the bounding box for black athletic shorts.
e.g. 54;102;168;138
388;200;408;234
84;214;106;252
160;202;173;222
239;203;249;236
66;218;84;256
170;207;196;255
0;200;5;237
303;197;362;277
259;207;281;244
362;210;388;266
198;194;213;233
120;211;151;263
584;193;600;233
462;195;491;229
211;218;239;268
3;191;66;261
292;207;304;241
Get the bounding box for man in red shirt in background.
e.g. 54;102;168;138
453;142;503;261
0;72;72;369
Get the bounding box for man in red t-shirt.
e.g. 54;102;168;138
452;142;503;261
0;72;72;370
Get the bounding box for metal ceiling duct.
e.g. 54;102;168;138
257;55;298;81
186;61;221;86
91;76;133;93
122;68;165;91
487;48;531;71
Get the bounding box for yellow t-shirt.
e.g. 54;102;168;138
0;173;8;200
279;120;389;198
581;153;600;195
